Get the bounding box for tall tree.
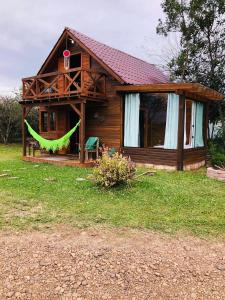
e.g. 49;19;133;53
157;0;225;138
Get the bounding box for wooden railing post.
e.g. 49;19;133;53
79;101;86;163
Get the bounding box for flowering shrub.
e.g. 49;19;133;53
90;153;136;188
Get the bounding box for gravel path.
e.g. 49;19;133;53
0;226;225;300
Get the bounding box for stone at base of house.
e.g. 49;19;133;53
207;167;225;182
135;163;176;171
184;160;205;171
136;160;206;171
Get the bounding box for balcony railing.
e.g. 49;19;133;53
22;68;106;101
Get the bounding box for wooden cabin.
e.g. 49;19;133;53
20;27;224;170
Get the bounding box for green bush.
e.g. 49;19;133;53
211;153;225;168
90;153;136;188
209;142;225;169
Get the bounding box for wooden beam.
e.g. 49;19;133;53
114;83;224;101
177;95;185;171
70;104;81;118
79;101;86;163
22;107;27;157
115;83;192;93
19;99;83;108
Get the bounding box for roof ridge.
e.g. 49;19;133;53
66;26;156;67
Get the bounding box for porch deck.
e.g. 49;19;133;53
22;154;95;168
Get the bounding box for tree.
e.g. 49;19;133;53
157;0;225;138
0;93;39;144
0;96;21;144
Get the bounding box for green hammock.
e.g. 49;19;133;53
25;119;80;152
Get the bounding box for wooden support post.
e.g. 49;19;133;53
79;101;86;163
22;106;27;157
177;94;185;171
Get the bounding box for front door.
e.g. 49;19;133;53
69;111;80;154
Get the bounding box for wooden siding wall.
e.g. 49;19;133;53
122;147;177;166
85;58;122;150
183;148;206;165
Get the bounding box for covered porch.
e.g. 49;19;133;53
23;154;94;167
20;96;105;166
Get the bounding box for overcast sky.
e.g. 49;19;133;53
0;0;178;95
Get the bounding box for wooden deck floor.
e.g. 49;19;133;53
22;155;94;168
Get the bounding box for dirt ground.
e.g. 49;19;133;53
0;226;225;300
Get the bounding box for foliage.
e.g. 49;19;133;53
90;153;136;188
0;93;38;144
208;141;225;169
0;144;225;236
157;0;225;137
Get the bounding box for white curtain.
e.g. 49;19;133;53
184;102;187;147
124;93;140;147
164;93;179;149
191;101;204;147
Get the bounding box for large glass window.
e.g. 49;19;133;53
140;93;168;147
41;112;48;132
123;93;204;150
124;93;168;148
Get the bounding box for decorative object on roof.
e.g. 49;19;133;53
66;27;169;85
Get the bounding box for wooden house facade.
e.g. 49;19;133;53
20;27;224;170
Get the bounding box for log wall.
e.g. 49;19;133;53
122;147;177;167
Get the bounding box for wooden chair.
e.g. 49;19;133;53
83;137;99;161
26;138;40;157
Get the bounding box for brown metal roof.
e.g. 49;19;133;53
67;27;169;85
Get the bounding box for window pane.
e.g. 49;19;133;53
185;100;192;146
50;112;56;131
41;112;48;132
140;93;167;147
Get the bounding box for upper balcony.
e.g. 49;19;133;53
22;67;107;102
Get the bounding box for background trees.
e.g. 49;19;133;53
157;0;225;139
0;93;38;144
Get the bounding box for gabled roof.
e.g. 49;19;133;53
66;27;169;85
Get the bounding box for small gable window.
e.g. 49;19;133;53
70;53;81;69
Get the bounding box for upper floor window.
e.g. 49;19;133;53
70;53;81;69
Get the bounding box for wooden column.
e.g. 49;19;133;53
22;106;27;157
79;101;86;163
177;94;185;171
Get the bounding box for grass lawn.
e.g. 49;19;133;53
0;144;225;237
